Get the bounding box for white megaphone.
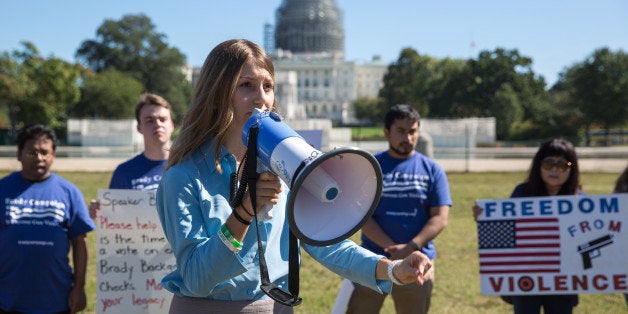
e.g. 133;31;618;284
243;108;383;246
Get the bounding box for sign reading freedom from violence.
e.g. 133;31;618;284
96;189;175;313
475;194;627;296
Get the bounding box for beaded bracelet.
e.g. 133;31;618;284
219;224;243;253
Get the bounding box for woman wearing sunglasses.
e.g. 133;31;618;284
155;39;432;314
473;137;581;313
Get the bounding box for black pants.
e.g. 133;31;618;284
511;294;578;314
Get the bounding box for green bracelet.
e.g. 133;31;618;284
221;224;243;250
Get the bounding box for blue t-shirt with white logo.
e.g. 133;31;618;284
361;152;452;259
0;172;95;312
109;153;167;190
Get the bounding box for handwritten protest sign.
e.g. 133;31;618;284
96;189;175;313
476;193;627;296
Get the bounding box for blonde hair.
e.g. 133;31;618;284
167;39;276;172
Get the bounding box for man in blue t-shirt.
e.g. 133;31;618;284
0;125;96;313
346;104;452;314
90;93;175;217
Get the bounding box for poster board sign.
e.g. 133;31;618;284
476;193;627;295
96;189;175;313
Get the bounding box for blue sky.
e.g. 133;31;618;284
2;0;626;86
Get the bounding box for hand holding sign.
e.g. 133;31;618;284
475;194;627;296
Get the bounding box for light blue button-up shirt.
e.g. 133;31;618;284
156;139;391;301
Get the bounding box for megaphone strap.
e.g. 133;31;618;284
244;125;302;307
229;155;248;210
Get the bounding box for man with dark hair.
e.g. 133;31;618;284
0;124;95;313
346;104;452;313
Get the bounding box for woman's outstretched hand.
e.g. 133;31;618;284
394;251;433;285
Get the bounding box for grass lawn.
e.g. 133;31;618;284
351;126;386;141
1;170;624;313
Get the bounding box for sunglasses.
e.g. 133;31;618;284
23;150;53;160
541;158;572;172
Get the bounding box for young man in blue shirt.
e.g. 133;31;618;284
346;104;452;314
90;93;175;217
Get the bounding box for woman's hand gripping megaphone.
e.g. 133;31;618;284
255;162;279;221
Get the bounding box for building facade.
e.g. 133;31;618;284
271;0;387;124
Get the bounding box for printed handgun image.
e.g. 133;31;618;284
577;234;614;270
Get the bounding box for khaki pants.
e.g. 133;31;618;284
346;264;434;314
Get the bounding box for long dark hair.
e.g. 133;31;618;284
523;138;580;196
614;166;628;193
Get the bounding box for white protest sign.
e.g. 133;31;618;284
476;193;627;295
96;189;175;313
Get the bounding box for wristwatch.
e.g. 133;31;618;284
408;241;420;251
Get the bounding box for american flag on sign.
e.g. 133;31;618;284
477;218;560;274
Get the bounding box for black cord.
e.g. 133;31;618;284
229;154;253;225
246;126;302;306
230;155;248;209
232;204;251;225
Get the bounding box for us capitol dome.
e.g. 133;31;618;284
264;0;387;125
274;0;344;58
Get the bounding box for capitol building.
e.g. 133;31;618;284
73;0;494;153
189;0;388;124
269;0;387;124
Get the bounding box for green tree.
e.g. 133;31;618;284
75;14;191;120
353;97;383;124
491;83;522;139
468;49;546;117
556;47;628;145
69;70;144;118
380;47;552;140
378;48;438;115
0;47;35;130
0;42;81;133
446;48;549;139
424;58;467;117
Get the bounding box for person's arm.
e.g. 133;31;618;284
157;167;246;295
386;205;449;260
304;240;432;294
224;172;281;242
472;203;483;221
374;252;432;285
89;199;100;219
360;217;395;248
68;234;88;313
156;167;282;296
407;205;449;249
